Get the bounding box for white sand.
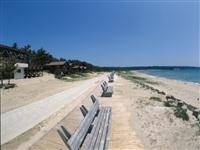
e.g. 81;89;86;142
1;72;99;113
132;71;200;108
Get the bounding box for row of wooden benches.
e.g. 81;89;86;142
57;73;115;150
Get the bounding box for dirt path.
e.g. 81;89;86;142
1;74;106;145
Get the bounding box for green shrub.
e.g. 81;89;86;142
149;97;162;102
164;101;172;107
55;74;62;79
131;76;146;81
54;72;62;79
174;107;189;121
54;69;63;79
2;83;16;89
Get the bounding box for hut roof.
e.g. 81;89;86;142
15;63;28;68
72;66;79;69
45;61;66;66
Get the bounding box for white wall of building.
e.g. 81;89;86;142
14;68;25;79
14;63;28;79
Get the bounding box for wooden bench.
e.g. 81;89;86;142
108;76;114;82
57;95;112;150
101;81;113;97
108;72;115;82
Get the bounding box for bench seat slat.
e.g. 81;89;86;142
83;107;112;150
84;108;106;149
98;108;112;150
104;108;112;150
94;107;111;150
81;108;104;150
93;108;109;150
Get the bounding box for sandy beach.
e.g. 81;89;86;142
119;71;200;149
1;72;100;113
1;71;200;150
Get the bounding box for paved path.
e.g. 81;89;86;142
1;74;105;144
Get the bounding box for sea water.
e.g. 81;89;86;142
139;67;200;84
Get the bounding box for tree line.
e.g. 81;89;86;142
13;43;98;70
0;43;101;85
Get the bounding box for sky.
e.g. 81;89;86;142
0;0;199;67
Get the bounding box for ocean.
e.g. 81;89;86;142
139;67;200;84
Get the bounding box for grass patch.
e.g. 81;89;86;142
149;96;162;102
164;101;172;107
174;107;189;121
120;72;159;85
129;75;146;81
68;74;81;78
61;73;91;82
164;101;189;121
0;84;3;88
145;80;160;85
196;123;200;136
0;83;16;89
163;100;177;107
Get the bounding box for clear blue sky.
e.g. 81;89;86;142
0;0;199;67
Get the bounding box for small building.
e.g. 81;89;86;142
45;61;88;75
14;63;28;79
45;61;68;74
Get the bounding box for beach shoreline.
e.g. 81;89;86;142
136;70;200;85
129;71;200;108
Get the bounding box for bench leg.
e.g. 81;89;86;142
81;105;88;113
91;95;96;103
61;125;71;139
57;128;71;150
80;106;88;117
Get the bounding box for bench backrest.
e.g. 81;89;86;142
110;72;114;78
108;76;114;81
101;84;108;92
57;96;100;150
